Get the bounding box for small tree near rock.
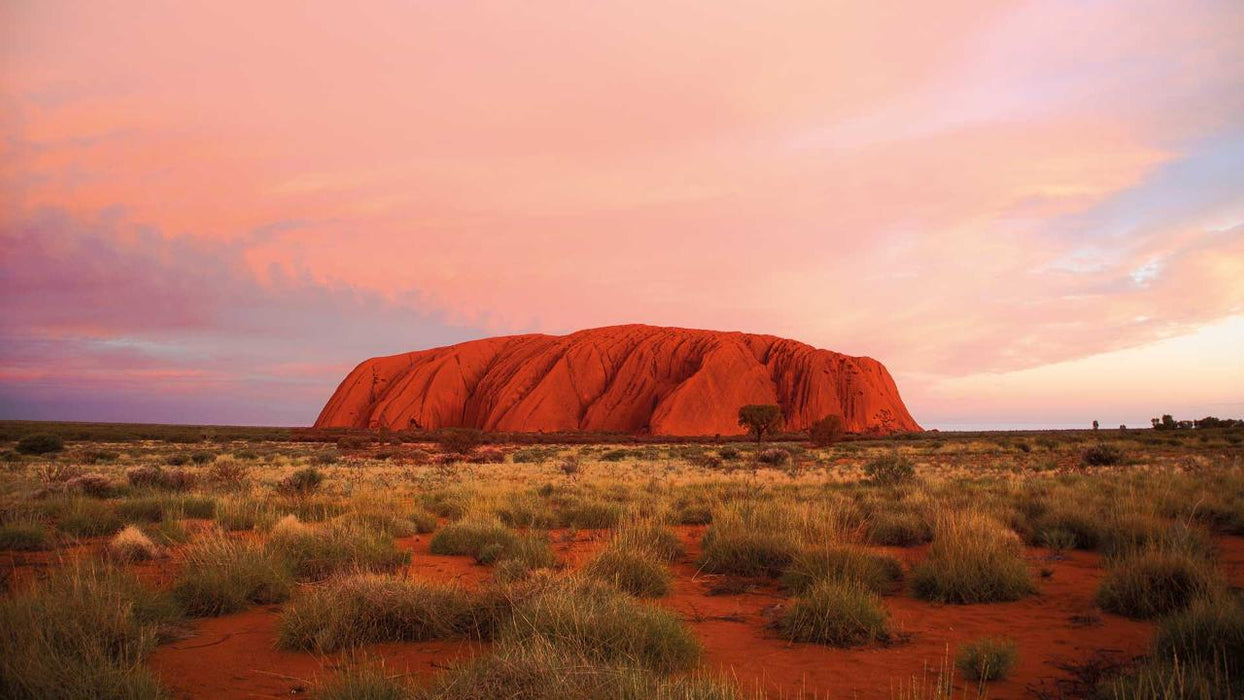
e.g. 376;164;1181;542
809;415;845;447
738;405;783;443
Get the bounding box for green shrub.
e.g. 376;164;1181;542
1154;596;1244;679
419;638;739;700
430;519;519;559
279;573;478;652
779;580;891;647
585;546;672;597
16;433;64;455
1082;444;1124;466
862;454;916;485
1097;547;1222;619
174;536;293;616
277;467;325;496
558;500;623;529
868;510;931;546
115;497;166;523
781;546;903;595
955;636;1018;681
699;529;796;578
266;518;409;581
0;562;179;698
317;661;412;700
911;511;1034;604
0;520;52;551
613;522;685;562
48;497;122;538
501;581;701;673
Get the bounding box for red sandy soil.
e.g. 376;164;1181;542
8;530;1242;698
314;324;920;435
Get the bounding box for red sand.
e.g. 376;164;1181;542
313;324;920;435
139;529;1244;698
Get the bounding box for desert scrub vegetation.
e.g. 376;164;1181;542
1096;542;1224;619
420;637;741;700
699;500;854;578
430;517;520;558
862;454;917;485
107;524;160;562
174;534;294;616
778;580;892;647
316;660;413;700
955;636;1018;681
0;517;52;550
279;573;482;651
0;561;180;698
781;546;904;595
502;579;702;673
867;508;931;546
265;516;410;580
911;510;1034;604
585;543;673;597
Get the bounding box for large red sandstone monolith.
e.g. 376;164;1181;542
315;324;920;435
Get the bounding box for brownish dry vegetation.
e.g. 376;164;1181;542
1;423;1243;699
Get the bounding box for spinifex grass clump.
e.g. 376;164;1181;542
911;510;1034;604
781;546;904;595
265;516;410;581
699;501;851;578
1096;543;1223;619
867;509;931;547
1153;595;1244;683
420;637;740;700
108;525;160;563
955;636;1018;681
279;573;480;652
585;544;673;597
316;660;413;700
612;521;685;562
779;580;891;647
174;534;294;616
44;496;123;538
430;517;519;559
558;498;624;529
0;561;180;698
0;518;52;551
501;579;702;673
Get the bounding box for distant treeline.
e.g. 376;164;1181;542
1150;415;1244;430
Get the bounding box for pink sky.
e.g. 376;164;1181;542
2;1;1242;428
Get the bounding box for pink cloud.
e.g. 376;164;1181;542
2;0;1242;426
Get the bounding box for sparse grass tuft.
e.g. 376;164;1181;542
174;535;294;616
911;510;1034;604
501;580;702;673
779;580;891;647
0;561;180;698
585;545;672;597
781;546;903;595
108;525;160;563
955;636;1018;681
1096;546;1223;619
279;573;479;652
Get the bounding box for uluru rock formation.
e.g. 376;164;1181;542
315;325;920;436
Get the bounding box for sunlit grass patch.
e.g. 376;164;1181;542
174;534;294;616
778;580;891;647
911;510;1034;604
781;546;903;595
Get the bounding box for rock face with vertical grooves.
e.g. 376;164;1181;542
314;324;920;435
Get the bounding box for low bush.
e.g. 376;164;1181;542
699;530;796;578
0;562;180;698
63;473;114;498
174;536;293;616
108;525;160;563
585;546;672;597
558;499;622;529
266;518;409;581
430;518;519;559
419;638;739;700
126;465;197;491
755;448;790;466
1082;443;1125;466
279;573;479;652
501;581;702;673
276;467;324;496
862;454;916;485
955;636;1018;681
779;580;891;647
911;511;1034;604
781;546;903;595
1097;547;1222;619
868;510;931;546
16;433;64;455
0;520;52;551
